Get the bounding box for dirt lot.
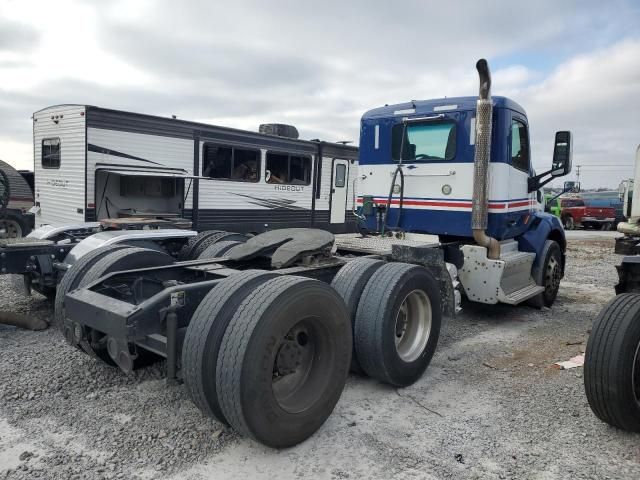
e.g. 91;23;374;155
1;232;639;479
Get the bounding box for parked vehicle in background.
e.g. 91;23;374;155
0;159;34;238
544;194;562;217
581;190;625;228
560;197;615;230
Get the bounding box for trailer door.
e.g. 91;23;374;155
330;159;349;224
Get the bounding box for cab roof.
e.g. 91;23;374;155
362;96;526;120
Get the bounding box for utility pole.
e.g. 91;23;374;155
576;164;581;184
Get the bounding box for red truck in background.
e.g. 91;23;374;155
560;197;616;230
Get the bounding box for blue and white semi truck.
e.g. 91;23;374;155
59;59;573;448
355;59;571;307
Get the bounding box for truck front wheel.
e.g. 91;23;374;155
584;293;640;431
528;240;562;308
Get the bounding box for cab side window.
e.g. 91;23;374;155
510;120;530;172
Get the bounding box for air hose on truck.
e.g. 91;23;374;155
381;122;407;235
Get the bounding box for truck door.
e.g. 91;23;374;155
330;159;349;224
507;116;533;231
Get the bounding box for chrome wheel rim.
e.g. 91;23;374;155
0;219;22;239
394;289;432;362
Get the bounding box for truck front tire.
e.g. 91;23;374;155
584;293;640;432
528;240;562;308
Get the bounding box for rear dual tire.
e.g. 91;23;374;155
55;246;173;366
330;258;385;373
354;263;441;387
184;275;351;448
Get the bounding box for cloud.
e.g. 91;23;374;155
0;18;39;52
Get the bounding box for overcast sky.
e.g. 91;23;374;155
1;0;639;188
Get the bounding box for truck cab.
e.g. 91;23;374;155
358;96;558;239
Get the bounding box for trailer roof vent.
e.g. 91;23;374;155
259;123;299;139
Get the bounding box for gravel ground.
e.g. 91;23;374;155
1;231;639;479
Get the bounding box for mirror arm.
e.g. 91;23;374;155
528;169;555;192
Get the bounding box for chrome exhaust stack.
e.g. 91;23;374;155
471;59;500;260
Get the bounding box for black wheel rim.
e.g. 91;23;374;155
544;254;561;297
633;340;640;406
272;317;331;414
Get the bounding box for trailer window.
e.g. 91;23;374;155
202;144;260;182
391;122;456;161
266;152;311;185
42;138;61;169
334;163;346;188
511;120;530;172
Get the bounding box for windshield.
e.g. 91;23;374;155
391;121;456;161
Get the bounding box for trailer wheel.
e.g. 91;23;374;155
178;230;223;260
217;276;351;448
75;247;174;365
527;240;562;308
182;270;278;424
354;263;441;387
0;215;26;239
190;232;248;259
330;258;385;373
54;244;131;332
584;293;640;431
197;240;242;259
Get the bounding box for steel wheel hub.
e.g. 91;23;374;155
545;256;561;295
394;289;432;362
272;319;328;414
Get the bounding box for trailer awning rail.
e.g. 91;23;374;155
96;168;210;180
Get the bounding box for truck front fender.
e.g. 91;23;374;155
516;212;566;275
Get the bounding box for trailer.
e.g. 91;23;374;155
60;59;573;448
32;105;358;233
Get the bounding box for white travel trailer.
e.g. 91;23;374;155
32;105;359;234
